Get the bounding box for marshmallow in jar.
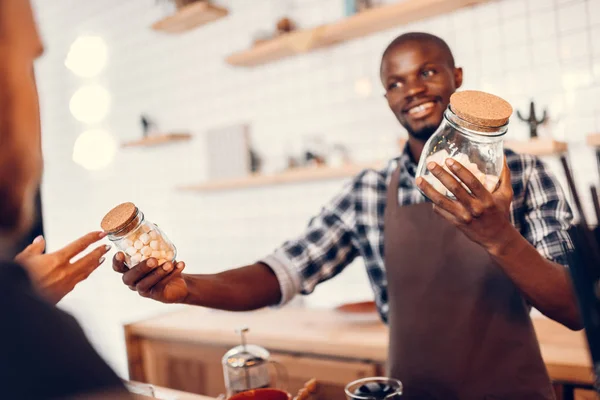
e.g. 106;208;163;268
100;202;176;267
416;90;513;198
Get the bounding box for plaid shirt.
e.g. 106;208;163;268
261;146;574;322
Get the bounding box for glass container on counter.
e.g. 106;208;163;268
345;377;403;399
222;327;287;397
415;90;513;199
100;202;176;267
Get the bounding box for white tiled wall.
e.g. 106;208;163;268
32;0;600;377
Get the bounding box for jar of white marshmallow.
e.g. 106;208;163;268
416;90;513;199
101;202;176;267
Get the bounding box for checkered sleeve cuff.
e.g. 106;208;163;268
259;249;302;307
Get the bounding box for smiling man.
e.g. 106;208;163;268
382;33;458;144
115;32;579;398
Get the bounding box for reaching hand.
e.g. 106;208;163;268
15;231;110;304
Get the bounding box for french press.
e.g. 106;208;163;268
222;327;287;397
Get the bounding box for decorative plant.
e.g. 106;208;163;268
516;100;548;139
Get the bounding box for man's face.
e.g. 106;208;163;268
0;0;44;241
381;41;462;141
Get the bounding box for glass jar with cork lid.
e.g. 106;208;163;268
415;90;513;198
100;202;176;267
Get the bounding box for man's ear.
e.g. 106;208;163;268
454;67;463;89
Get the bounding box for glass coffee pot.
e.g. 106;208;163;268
415;90;513;199
222;327;287;397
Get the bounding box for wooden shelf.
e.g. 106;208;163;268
151;2;228;34
121;133;192;148
586;133;600;148
178;163;382;192
226;0;490;67
505;138;568;156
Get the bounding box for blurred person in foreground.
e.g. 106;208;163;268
115;32;581;398
0;0;131;398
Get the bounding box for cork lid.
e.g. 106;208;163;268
450;90;513;128
101;202;137;233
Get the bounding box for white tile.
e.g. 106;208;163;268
459;56;481;75
564;85;600;114
480;49;505;74
594;56;600;82
559;30;590;60
591;0;600;26
481;24;503;48
530;65;564;92
592;55;600;78
556;0;583;4
504;72;533;95
451;7;476;31
590;86;600;113
460;68;481;90
557;1;588;33
426;15;453;36
565;116;597;140
454;28;478;56
501;0;527;19
502;16;529;46
527;0;555;12
592;25;600;55
530;9;557;40
532;38;560;66
562;58;594;89
476;1;501;26
504;44;531;70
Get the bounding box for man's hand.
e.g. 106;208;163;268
15;231;110;304
416;157;514;255
113;252;187;304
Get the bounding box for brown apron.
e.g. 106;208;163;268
384;166;555;399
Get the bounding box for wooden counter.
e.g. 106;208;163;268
125;307;595;399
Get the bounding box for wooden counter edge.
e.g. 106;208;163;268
125;323;388;364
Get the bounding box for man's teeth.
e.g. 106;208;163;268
408;102;434;114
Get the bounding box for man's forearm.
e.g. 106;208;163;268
181;263;282;311
490;226;582;330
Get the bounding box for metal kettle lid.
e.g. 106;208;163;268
222;327;270;369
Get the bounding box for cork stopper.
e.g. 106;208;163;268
450;90;513;128
101;202;137;233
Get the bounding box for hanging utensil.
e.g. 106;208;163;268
596;149;600;185
590;186;600;248
560;155;588;226
591;187;600;225
560;155;600;261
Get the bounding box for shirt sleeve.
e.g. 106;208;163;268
260;179;360;306
520;156;574;267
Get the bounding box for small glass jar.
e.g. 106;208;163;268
101;202;177;267
416;92;510;198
